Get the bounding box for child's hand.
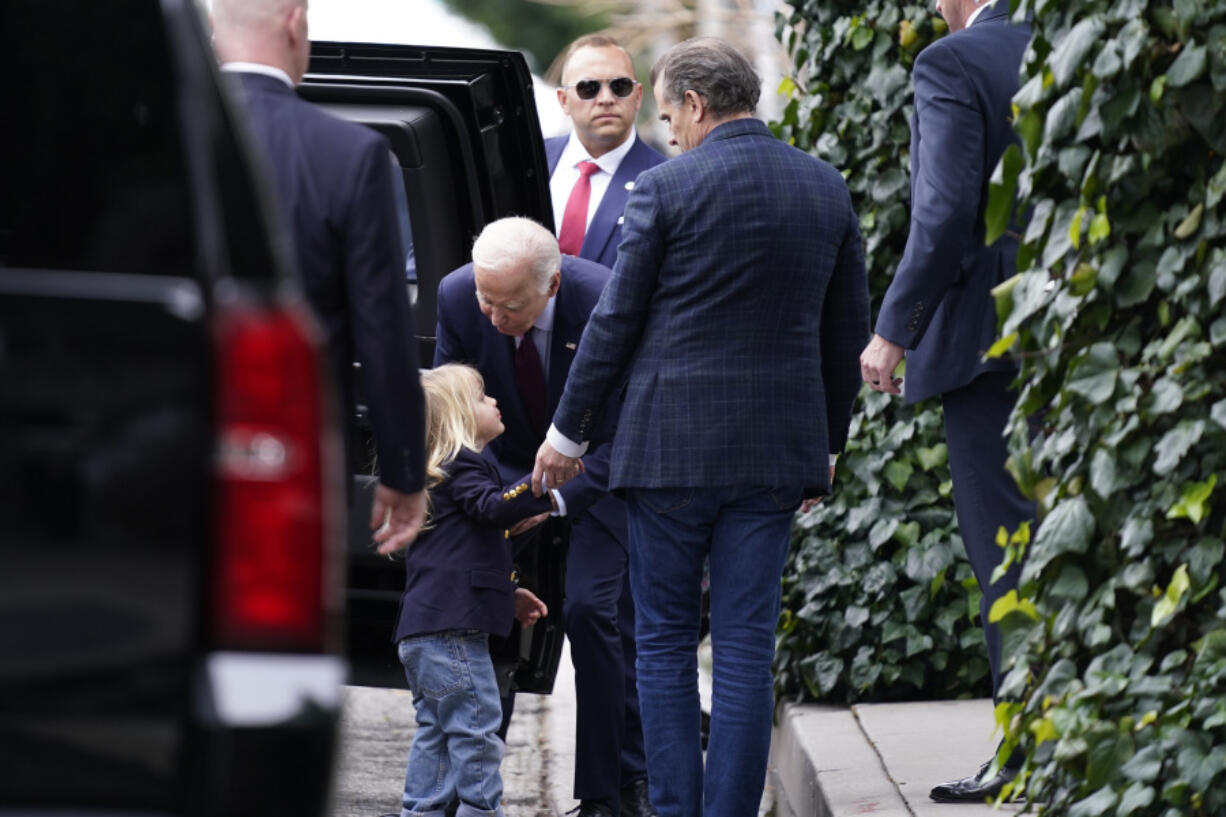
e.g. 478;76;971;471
514;587;548;627
509;512;550;537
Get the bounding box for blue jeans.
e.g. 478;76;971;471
625;486;800;817
398;631;506;817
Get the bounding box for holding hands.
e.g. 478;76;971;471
531;440;584;496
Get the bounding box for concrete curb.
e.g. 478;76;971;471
771;704;910;817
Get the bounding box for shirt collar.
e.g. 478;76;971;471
558;128;638;177
534;296;557;334
221;62;295;88
964;0;998;29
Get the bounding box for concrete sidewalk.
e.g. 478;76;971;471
537;644;1013;817
772;699;1022;817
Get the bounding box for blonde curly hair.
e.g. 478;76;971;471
420;363;488;489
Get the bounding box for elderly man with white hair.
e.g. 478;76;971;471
212;0;428;552
435;216;649;817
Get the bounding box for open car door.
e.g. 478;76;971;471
299;42;565;692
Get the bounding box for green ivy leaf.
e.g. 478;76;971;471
1167;42;1208;88
915;443;948;471
1167;474;1217;524
1049;16;1107;88
1066;786;1119;817
1120;744;1163;783
986;144;1023;244
883;459;913;491
1066;342;1119;403
1088;211;1111;244
1153;419;1205;475
984;332;1018;360
1151;563;1190;627
988;589;1039;622
1173;202;1204;239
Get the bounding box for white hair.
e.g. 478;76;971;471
470;217;561;294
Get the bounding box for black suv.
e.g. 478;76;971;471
0;1;554;815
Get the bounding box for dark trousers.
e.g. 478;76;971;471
564;512;647;804
941;370;1036;702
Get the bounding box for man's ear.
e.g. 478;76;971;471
287;4;307;45
546;270;561;297
557;87;570;116
684;89;706;122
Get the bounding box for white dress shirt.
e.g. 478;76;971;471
964;0;998;29
549;129;639;237
220;61;294;88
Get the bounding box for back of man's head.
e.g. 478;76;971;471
471;217;561;294
650;37;760;119
212;0;309;80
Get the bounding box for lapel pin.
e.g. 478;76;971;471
617;216;625;225
565;342;577;350
624;181;635;190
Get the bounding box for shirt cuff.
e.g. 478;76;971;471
549;489;567;517
829;454;839;466
546;424;589;458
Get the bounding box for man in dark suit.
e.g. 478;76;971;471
534;38;869;817
859;0;1034;803
212;0;426;553
435;217;651;817
548;35;665;270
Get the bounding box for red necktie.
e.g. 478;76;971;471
558;160;600;256
514;330;548;437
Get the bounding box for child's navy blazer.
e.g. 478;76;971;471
393;448;553;641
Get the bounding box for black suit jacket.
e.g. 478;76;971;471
233;71;425;491
874;8;1031;403
393;449;553;640
434;255;625;538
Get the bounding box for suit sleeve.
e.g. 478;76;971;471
554;403;618;516
822;205;871;455
345;138;426;493
433;273;464;367
551;173;665;442
875;43;985;348
449;458;555;527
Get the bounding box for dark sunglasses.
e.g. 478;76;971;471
565;77;638;100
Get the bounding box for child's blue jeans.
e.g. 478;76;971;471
397;630;506;817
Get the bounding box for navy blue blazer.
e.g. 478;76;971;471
874;7;1031;403
393;449;553;640
546;134;666;269
551;118;871;495
233;72;425;492
434;256;625;537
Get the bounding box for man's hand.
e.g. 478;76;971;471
509;512;550;537
801;464;838;514
514;587;549;627
532;440;583;497
372;484;428;555
860;333;905;395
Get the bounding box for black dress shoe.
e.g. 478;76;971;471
620;778;658;817
929;761;1019;803
570;801;615;817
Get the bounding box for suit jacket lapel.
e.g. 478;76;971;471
547;276;581;414
581;137;646;262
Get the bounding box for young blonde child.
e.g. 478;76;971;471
392;363;556;817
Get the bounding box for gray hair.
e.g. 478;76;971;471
650;37;760;118
470;217;561;294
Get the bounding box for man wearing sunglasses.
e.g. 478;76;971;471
548;35;665;271
544;33;664;817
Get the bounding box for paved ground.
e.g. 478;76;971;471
773;699;1023;817
333;647;1012;817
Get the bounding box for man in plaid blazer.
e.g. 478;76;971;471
534;38;869;817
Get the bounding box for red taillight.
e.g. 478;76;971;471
212;302;337;651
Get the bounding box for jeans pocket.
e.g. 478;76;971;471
635;487;695;516
398;633;468;699
768;486;803;512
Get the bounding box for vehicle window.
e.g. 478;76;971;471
0;0;195;276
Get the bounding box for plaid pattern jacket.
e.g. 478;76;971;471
552;118;870;494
